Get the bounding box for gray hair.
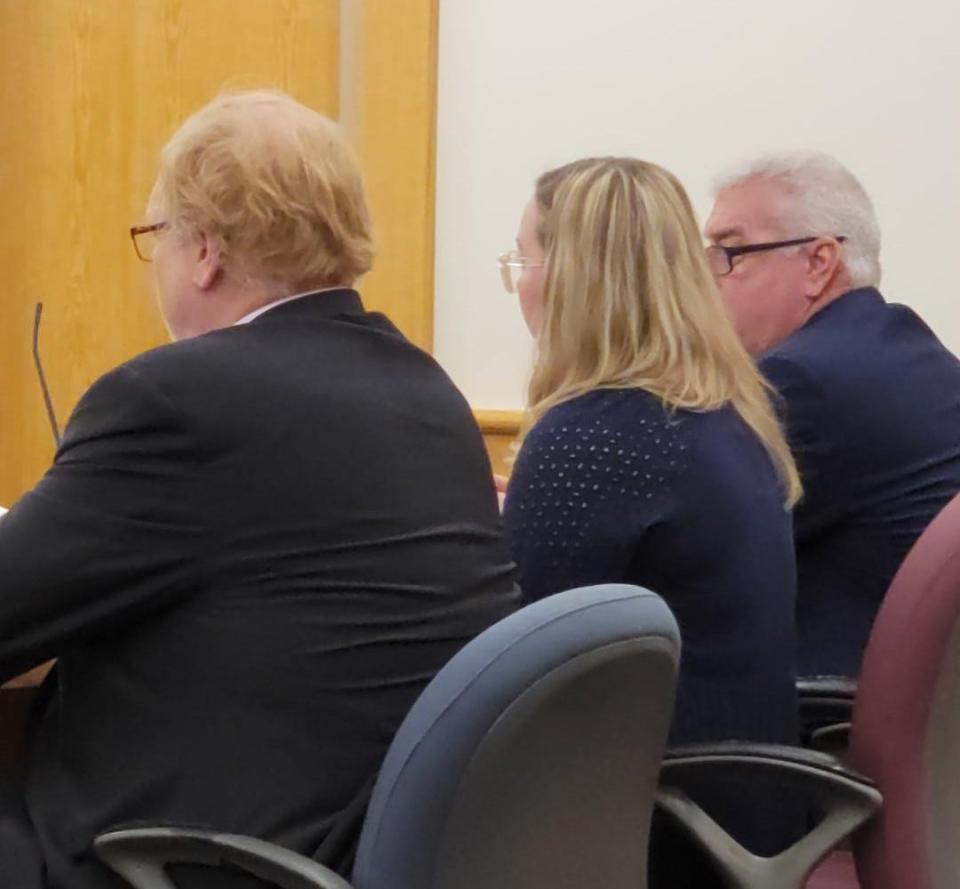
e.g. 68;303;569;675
712;150;882;288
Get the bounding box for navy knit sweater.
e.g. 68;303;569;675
504;388;798;751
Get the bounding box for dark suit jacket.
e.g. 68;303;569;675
761;287;960;677
0;289;519;889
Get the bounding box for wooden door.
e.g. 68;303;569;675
0;0;437;504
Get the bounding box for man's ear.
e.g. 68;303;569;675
804;237;843;302
192;232;223;291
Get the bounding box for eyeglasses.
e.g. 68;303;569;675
706;235;847;277
129;222;169;262
498;249;544;293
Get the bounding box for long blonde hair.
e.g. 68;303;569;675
524;157;801;507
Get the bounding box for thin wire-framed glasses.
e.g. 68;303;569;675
497;249;544;293
129;222;169;262
706;235;847;277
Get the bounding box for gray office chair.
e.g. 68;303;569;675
656;742;880;889
95;583;681;889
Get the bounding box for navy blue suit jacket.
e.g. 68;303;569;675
761;287;960;676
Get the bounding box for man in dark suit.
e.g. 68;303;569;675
705;151;960;677
0;90;519;889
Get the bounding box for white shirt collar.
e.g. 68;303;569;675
233;287;344;326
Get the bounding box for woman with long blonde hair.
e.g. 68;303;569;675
500;157;802;880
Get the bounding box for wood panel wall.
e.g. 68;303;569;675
475;410;522;479
0;1;438;505
341;0;438;351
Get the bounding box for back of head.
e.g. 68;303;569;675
712;150;882;289
150;89;373;294
533;158;719;399
528;156;801;506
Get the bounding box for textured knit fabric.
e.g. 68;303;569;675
504;388;798;749
503;388;800;873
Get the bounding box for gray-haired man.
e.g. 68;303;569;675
706;151;960;676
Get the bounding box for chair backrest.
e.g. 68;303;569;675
351;584;680;889
851;491;960;889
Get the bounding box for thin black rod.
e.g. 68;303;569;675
32;302;62;448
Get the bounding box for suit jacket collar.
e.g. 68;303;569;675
773;287;883;347
760;288;885;361
807;286;884;327
249;288;365;324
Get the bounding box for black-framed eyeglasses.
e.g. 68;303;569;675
130;222;169;262
706;235;847;277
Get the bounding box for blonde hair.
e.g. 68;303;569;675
525;157;801;507
150;89;373;293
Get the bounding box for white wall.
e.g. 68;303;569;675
433;0;960;411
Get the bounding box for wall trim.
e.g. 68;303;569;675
474;409;522;435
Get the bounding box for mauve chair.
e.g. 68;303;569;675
844;489;960;889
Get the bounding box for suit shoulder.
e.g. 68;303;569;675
761;313;844;372
73;336;237;431
60;344;198;456
123;331;228;374
111;327;272;398
760;306;876;398
72;340;183;410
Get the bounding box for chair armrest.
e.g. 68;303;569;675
94;827;354;889
797;676;856;744
808;722;852;755
796;676;856;701
657;741;880;889
662;740;872;789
